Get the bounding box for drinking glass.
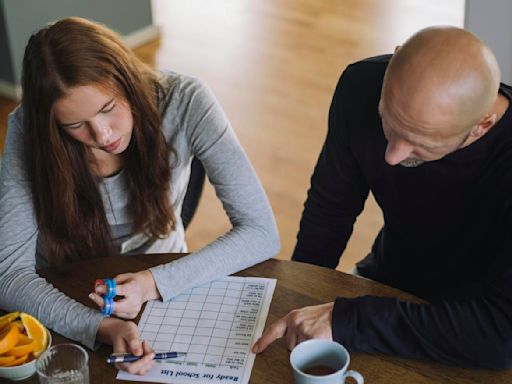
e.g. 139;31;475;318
35;344;89;384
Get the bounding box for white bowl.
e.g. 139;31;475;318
0;330;52;381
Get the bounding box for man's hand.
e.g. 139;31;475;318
89;270;160;319
252;302;334;353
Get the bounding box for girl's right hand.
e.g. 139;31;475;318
89;271;160;319
96;317;155;375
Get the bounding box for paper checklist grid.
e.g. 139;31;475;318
117;276;276;383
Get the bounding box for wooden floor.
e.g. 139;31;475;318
0;0;464;272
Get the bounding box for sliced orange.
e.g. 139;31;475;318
12;320;24;333
17;334;32;344
6;335;36;357
3;354;28;367
20;313;48;357
0;324;20;354
0;312;19;332
0;355;16;366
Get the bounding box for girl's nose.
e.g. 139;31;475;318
89;119;112;146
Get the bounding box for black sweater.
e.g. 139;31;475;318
292;55;512;369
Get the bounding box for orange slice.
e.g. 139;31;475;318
3;354;29;367
20;313;48;357
17;334;32;344
0;355;16;366
6;335;36;357
12;320;24;333
0;324;20;354
0;312;19;332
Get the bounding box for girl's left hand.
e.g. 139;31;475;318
89;270;161;319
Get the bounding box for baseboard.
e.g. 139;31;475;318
123;24;161;49
0;79;22;101
0;24;161;102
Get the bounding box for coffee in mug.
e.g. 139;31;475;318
290;339;363;384
303;365;338;376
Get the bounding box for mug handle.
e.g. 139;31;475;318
343;369;364;383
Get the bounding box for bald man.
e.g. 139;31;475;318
253;27;512;369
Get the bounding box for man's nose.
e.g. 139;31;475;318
384;139;414;165
89;119;112;145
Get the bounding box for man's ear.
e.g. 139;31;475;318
470;113;497;138
394;45;401;54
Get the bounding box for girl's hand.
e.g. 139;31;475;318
89;270;160;319
97;317;155;375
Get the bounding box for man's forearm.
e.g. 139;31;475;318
332;295;512;369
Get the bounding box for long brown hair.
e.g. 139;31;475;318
21;17;175;266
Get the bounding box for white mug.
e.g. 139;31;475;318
290;339;364;384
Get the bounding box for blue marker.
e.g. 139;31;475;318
106;352;187;364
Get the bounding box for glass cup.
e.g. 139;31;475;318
35;344;89;384
290;339;364;384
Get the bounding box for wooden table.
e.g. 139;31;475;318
14;254;512;383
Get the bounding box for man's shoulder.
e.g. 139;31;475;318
332;54;391;108
350;54;392;67
341;54;391;84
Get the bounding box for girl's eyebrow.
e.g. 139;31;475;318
59;98;115;127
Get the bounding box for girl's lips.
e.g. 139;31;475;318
103;138;121;152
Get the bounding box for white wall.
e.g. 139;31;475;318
465;0;512;84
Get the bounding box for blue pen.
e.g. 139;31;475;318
106;352;187;364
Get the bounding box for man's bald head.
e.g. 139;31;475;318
382;26;500;137
379;26;504;167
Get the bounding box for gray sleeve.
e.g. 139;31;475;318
150;77;280;301
0;111;105;349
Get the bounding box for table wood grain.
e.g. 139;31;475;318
10;254;512;383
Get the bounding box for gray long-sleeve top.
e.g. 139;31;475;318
0;72;280;349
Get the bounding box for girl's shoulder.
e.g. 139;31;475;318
7;105;24;128
155;70;228;159
6;105;28;143
156;70;213;114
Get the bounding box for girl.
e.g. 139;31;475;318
0;17;279;374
